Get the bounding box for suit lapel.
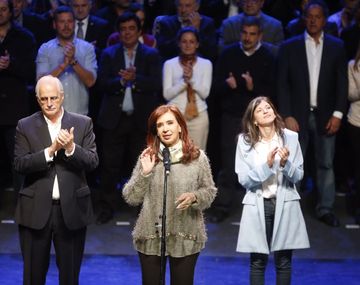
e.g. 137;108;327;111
85;16;95;41
35;112;52;149
318;35;329;96
134;43;143;66
299;37;311;98
61;110;73;131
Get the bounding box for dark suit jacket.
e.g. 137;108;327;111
14;111;99;230
276;34;348;138
340;24;360;60
97;42;162;132
0;23;36;126
22;11;54;48
154;14;217;62
84;15;112;58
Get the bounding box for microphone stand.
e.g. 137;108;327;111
159;168;169;285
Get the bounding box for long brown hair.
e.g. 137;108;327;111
146;105;200;163
354;43;360;72
242;96;285;149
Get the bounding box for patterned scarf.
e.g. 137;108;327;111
179;54;199;120
158;140;183;164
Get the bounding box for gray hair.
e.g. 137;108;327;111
35;75;64;98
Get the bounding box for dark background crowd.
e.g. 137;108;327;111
1;0;359;226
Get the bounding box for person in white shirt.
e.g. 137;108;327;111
163;26;212;150
235;96;309;285
347;44;360;225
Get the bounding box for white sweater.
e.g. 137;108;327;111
162;56;212;113
348;60;360;127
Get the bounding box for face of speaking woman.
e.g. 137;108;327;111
156;111;182;147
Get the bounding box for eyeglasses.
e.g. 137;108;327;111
38;96;60;103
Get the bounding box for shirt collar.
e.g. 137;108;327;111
76;16;89;26
55;36;77;46
43;107;64;126
239;41;262;56
305;31;324;44
259;132;279;144
124;42;139;53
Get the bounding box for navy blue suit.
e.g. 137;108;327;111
96;42;162;217
277;34;348;138
276;33;348;217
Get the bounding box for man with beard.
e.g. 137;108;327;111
210;15;276;222
219;0;283;53
36;6;97;116
153;0;217;62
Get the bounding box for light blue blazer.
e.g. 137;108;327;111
235;129;310;254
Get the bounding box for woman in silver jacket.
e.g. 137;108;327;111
235;96;309;285
123;104;217;285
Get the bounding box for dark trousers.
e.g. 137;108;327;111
0;126;23;192
138;252;199;285
19;203;86;285
213;114;242;213
99;114;145;214
250;198;292;285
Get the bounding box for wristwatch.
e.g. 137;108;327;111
70;59;78;66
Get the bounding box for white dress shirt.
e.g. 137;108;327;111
75;17;89;38
305;31;342;119
254;133;283;198
43;109;74;199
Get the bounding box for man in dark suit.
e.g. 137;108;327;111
12;0;54;48
69;0;112;58
153;0;217;62
96;12;162;224
0;0;36;193
277;0;348;227
14;75;98;285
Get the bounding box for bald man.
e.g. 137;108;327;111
14;75;98;285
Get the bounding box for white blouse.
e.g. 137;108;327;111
254;133;283;198
162;56;212;114
348;59;360;128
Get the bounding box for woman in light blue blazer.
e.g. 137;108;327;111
235;97;309;285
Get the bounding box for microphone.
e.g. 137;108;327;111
162;147;171;175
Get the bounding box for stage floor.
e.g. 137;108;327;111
1;187;360;284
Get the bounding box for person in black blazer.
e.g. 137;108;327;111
13;0;54;48
153;0;217;62
277;0;348;227
14;75;98;285
69;0;112;57
0;0;36;192
96;12;162;224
